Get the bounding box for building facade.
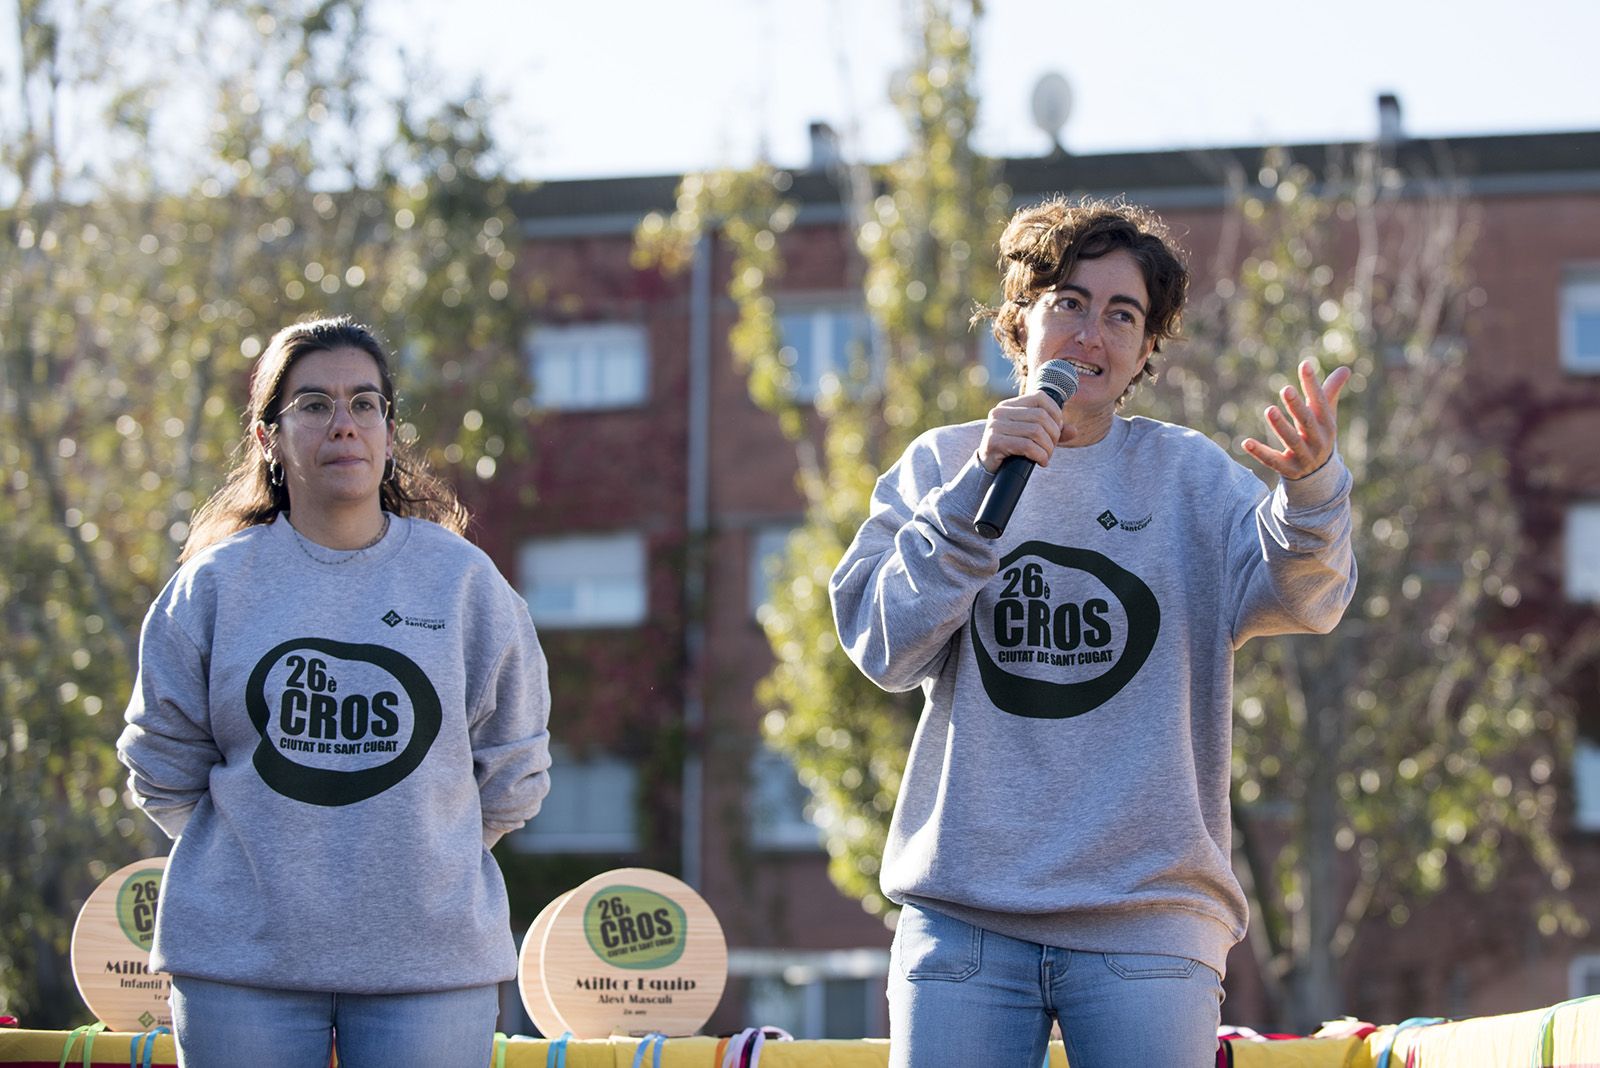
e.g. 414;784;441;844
475;126;1600;1035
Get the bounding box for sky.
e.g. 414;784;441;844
377;0;1600;182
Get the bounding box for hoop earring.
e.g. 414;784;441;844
383;457;396;483
268;460;284;488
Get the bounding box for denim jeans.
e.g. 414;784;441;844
169;975;500;1068
888;903;1222;1068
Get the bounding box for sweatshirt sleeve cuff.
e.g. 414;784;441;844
150;806;194;840
1281;450;1352;511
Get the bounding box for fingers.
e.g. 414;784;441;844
1241;360;1349;479
979;393;1064;472
1263;405;1302;457
1320;364;1352;409
1297;359;1350;424
1240;436;1294;477
1280;379;1315;441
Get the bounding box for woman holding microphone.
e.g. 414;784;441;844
831;198;1355;1067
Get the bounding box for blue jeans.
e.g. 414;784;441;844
888;903;1222;1068
169;975;500;1068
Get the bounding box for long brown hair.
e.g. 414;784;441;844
181;315;469;562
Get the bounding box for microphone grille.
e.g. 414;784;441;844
1032;359;1079;403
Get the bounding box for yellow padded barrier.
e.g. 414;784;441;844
4;996;1599;1068
1229;1035;1366;1067
1369;998;1600;1067
0;1027;177;1066
1228;997;1600;1067
1;1032;893;1067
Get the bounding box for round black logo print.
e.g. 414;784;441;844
246;638;442;805
969;541;1160;719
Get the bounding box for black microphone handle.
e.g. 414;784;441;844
972;377;1069;540
973;453;1035;539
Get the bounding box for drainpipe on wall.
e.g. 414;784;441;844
682;233;711;889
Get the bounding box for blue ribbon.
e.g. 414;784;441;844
1375;1016;1447;1068
546;1030;572;1068
630;1031;668;1068
131;1026;171;1068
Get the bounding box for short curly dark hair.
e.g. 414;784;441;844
976;196;1189;402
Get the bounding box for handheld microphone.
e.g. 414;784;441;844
973;359;1079;540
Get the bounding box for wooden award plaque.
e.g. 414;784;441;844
517;889;575;1037
536;868;726;1038
69;857;171;1030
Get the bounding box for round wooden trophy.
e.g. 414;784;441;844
70;857;172;1030
535;868;726;1038
516;889;575;1037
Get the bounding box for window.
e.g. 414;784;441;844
777;305;874;401
749;745;825;850
1567;503;1600;603
527;322;649;409
519;533;647;628
749;524;801;618
506;745;639;853
978;330;1020;395
1574;738;1600;833
729;949;889;1040
1570;954;1600;998
1561;270;1600;373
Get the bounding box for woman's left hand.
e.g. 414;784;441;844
1240;359;1352;480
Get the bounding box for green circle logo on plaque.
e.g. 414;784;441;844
115;867;163;950
582;885;688;969
527;867;727;1038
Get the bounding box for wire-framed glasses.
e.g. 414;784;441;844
278;391;391;429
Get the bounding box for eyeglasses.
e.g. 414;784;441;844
278;391;391;429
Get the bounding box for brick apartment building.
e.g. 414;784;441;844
463;119;1600;1036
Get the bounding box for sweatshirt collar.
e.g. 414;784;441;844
271;512;409;570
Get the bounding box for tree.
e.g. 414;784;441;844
1146;147;1584;1029
0;0;527;1025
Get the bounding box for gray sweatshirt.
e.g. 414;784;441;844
830;415;1355;977
117;515;551;993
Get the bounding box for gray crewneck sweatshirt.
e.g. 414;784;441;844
117;515;551;993
830;415;1355;977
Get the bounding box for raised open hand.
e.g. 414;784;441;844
1240;359;1351;480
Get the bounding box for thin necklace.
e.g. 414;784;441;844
288;513;391;565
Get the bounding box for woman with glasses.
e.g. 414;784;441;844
117;315;551;1067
